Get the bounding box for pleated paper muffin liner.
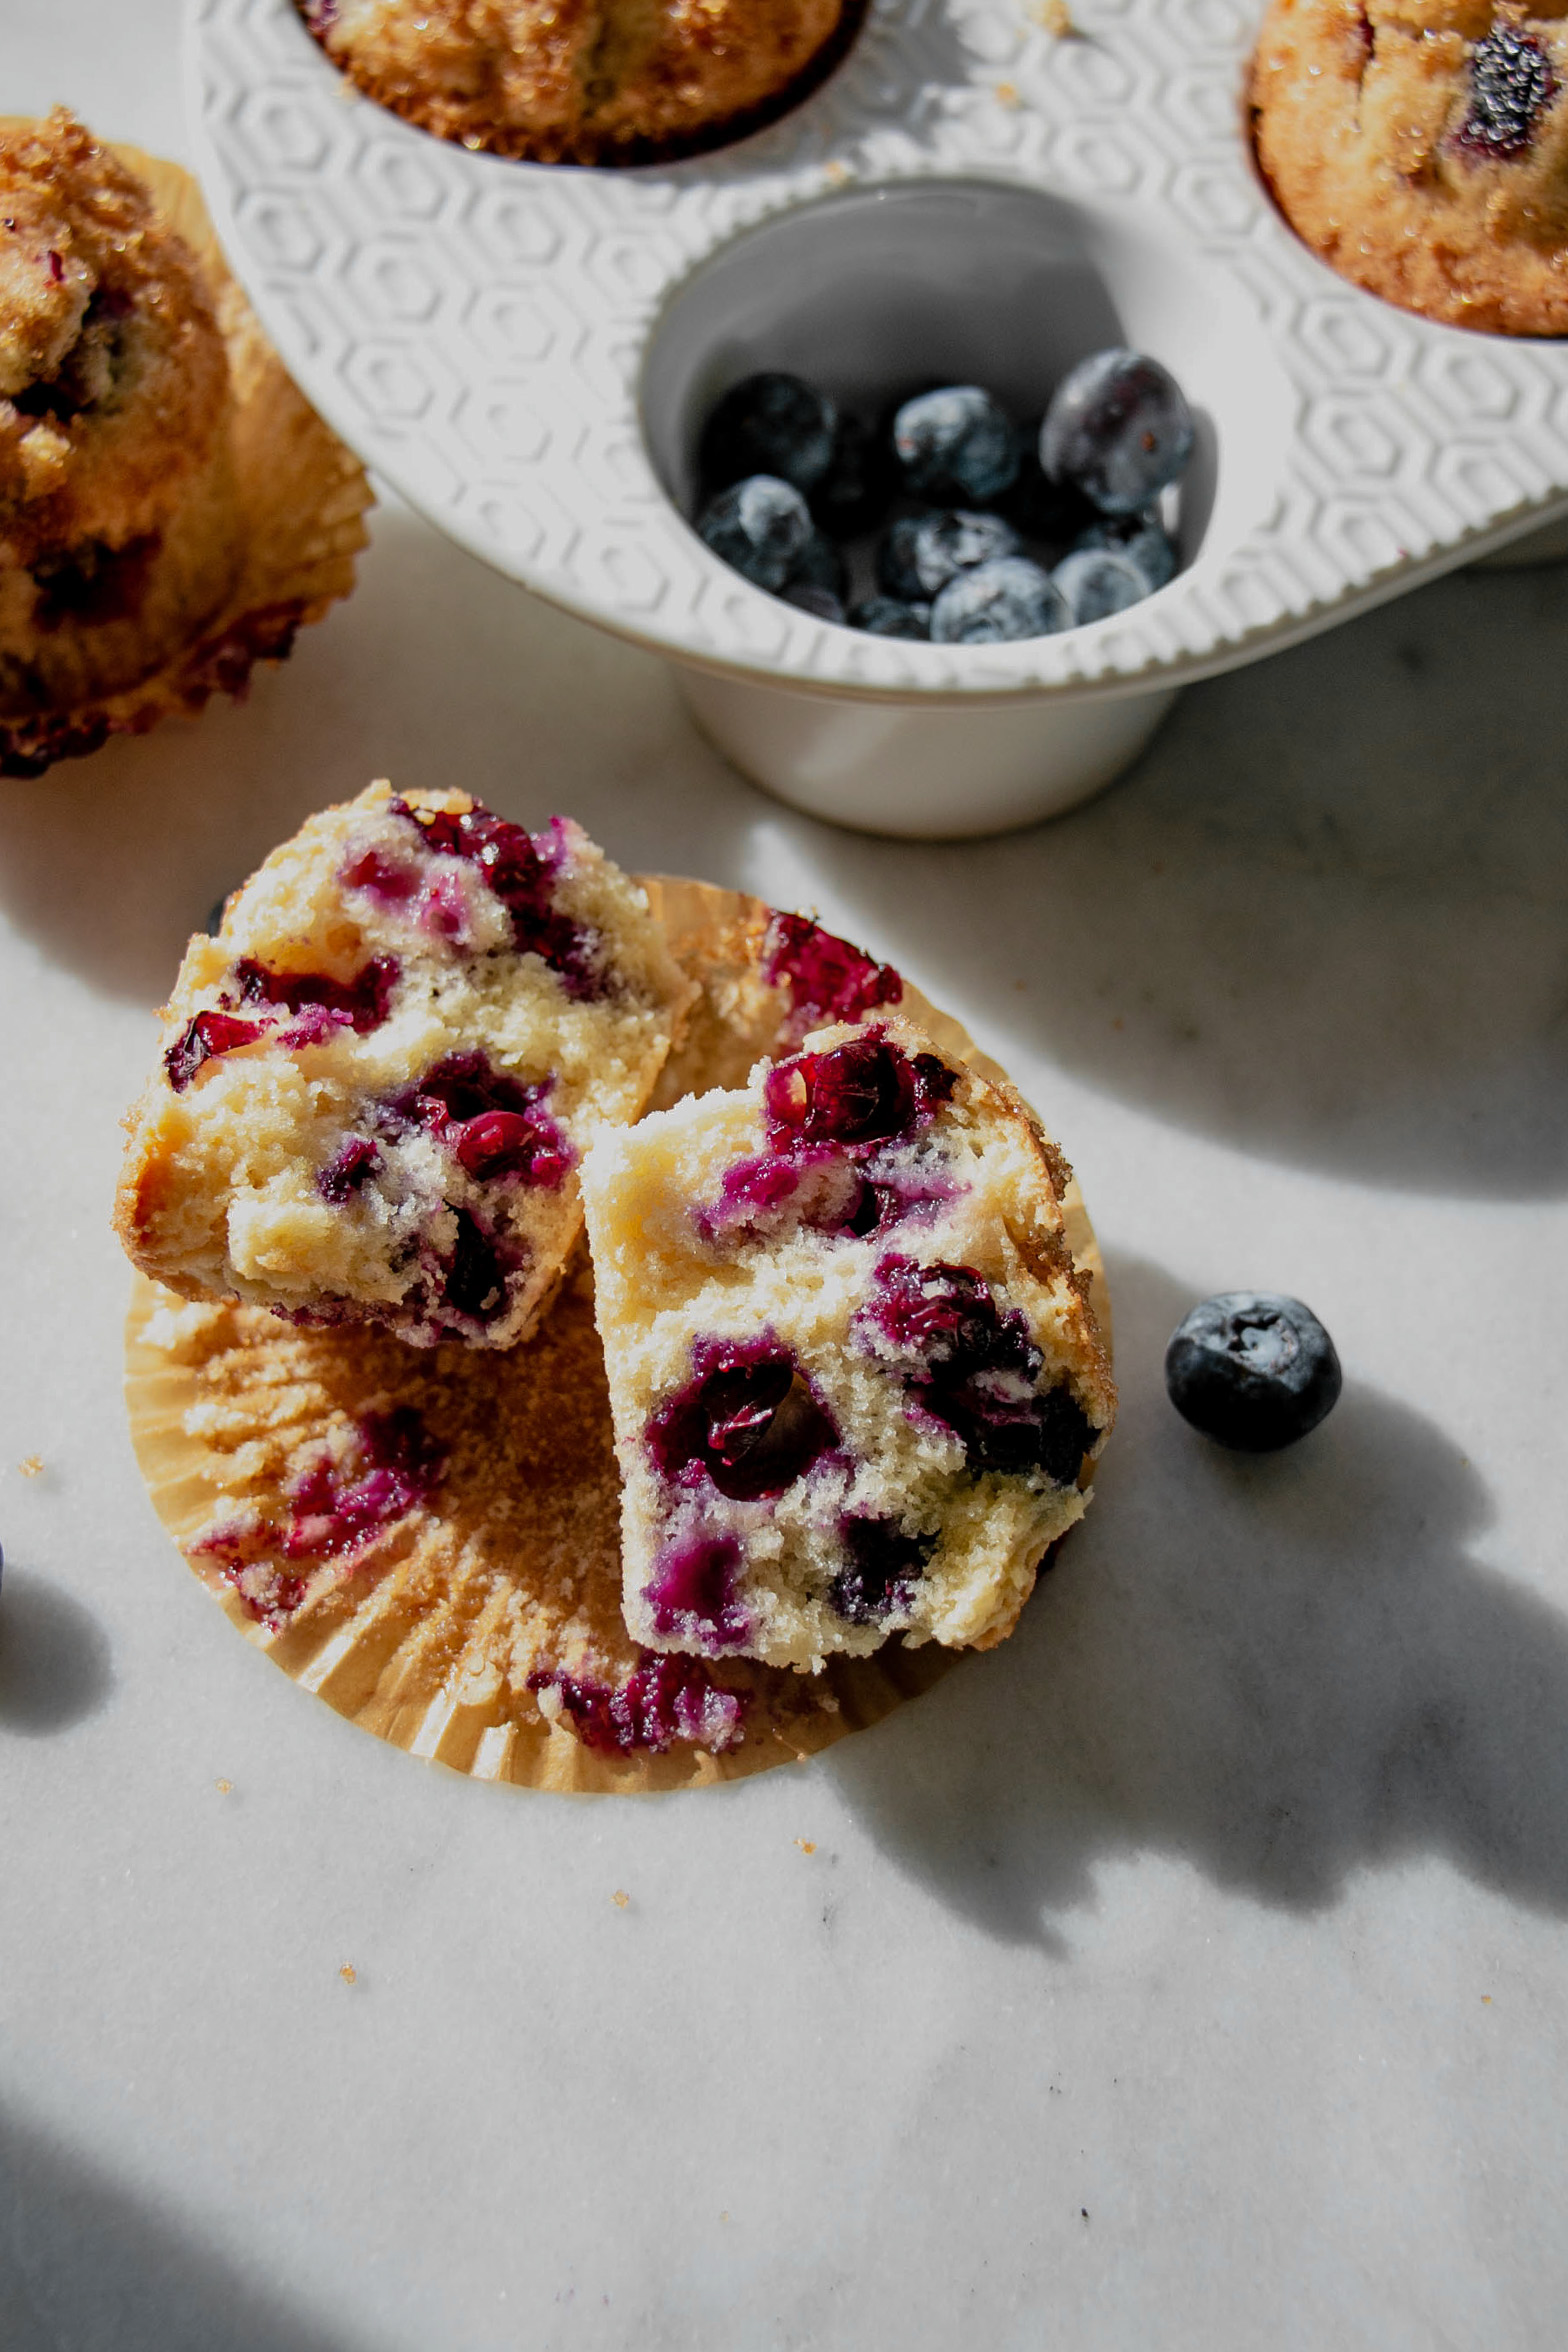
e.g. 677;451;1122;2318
0;135;371;780
123;880;1109;1794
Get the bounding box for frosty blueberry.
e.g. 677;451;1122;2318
929;557;1069;645
1039;349;1195;516
699;372;837;494
1075;511;1178;592
877;510;1020;602
1051;547;1151;626
850;596;931;640
1164;1292;1342;1452
892;386;1020;504
696;475;814;592
810;412;897;537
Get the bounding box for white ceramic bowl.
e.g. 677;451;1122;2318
187;0;1568;835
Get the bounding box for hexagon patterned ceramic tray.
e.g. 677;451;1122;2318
188;0;1568;703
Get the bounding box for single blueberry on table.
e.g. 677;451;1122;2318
1076;510;1178;592
1164;1292;1342;1453
783;581;846;625
810;412;897;537
696;475;813;592
699;372;837;494
929;557;1069;645
877;510;1020;602
892;386;1020;505
1051;547;1151;626
1039;348;1195;516
850;595;931;639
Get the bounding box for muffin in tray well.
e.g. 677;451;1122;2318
115;783;698;1349
297;0;856;164
580;1014;1116;1672
1253;0;1568;332
0;112;239;717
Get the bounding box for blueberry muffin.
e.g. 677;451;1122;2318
580;1015;1115;1671
0;111;240;717
299;0;856;165
1252;0;1568;332
115;783;698;1348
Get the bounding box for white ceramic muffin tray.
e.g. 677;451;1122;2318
188;0;1568;834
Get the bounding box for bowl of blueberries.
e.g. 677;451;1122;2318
639;176;1269;838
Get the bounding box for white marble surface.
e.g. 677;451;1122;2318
5;10;1568;2348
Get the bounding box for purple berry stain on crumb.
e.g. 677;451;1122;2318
1456;27;1554;157
763;1032;955;1150
642;1535;751;1652
763;910;901;1031
234;954;400;1036
164;1010;267;1092
381;798;606;998
191;1407;444;1626
648;1337;837;1503
862;1255;1096;1484
383;1050;573;1189
527;1654;749;1753
829;1515;934;1624
316;1136;380;1205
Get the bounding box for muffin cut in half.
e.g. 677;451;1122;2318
299;0;859;166
581;1014;1116;1670
116;782;698;1347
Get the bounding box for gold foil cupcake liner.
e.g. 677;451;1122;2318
0;135;372;779
124;881;1110;1794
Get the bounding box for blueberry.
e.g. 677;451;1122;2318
1164;1292;1342;1453
850;596;931;640
810;412;897;537
1051;547;1151;625
1075;511;1178;592
877;510;1020;602
790;530;848;601
995;453;1100;550
696;475;814;592
699;372;837;494
1039;348;1195;516
783;581;846;625
1457;26;1554;157
929;557;1069;645
892;386;1020;505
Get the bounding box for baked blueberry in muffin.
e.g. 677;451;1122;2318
299;0;858;165
115;782;698;1347
580;1015;1115;1669
0;111;239;721
1253;0;1568;331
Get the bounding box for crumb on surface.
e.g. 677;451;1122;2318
1033;0;1075;32
795;1838;817;1854
612;1890;630;1909
339;1962;357;1985
215;1777;232;1794
17;1456;43;1478
994;79;1021;105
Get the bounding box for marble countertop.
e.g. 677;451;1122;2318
5;9;1567;2347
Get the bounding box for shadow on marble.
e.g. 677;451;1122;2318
0;1570;113;1738
783;563;1568;1199
830;1250;1568;1951
0;500;757;1009
0;2104;365;2352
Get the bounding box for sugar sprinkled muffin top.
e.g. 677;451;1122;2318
115;781;698;1348
581;1013;1115;1670
300;0;853;166
0;109;231;569
1253;0;1568;332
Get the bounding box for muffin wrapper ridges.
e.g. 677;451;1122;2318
123;879;1110;1795
0;138;371;780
